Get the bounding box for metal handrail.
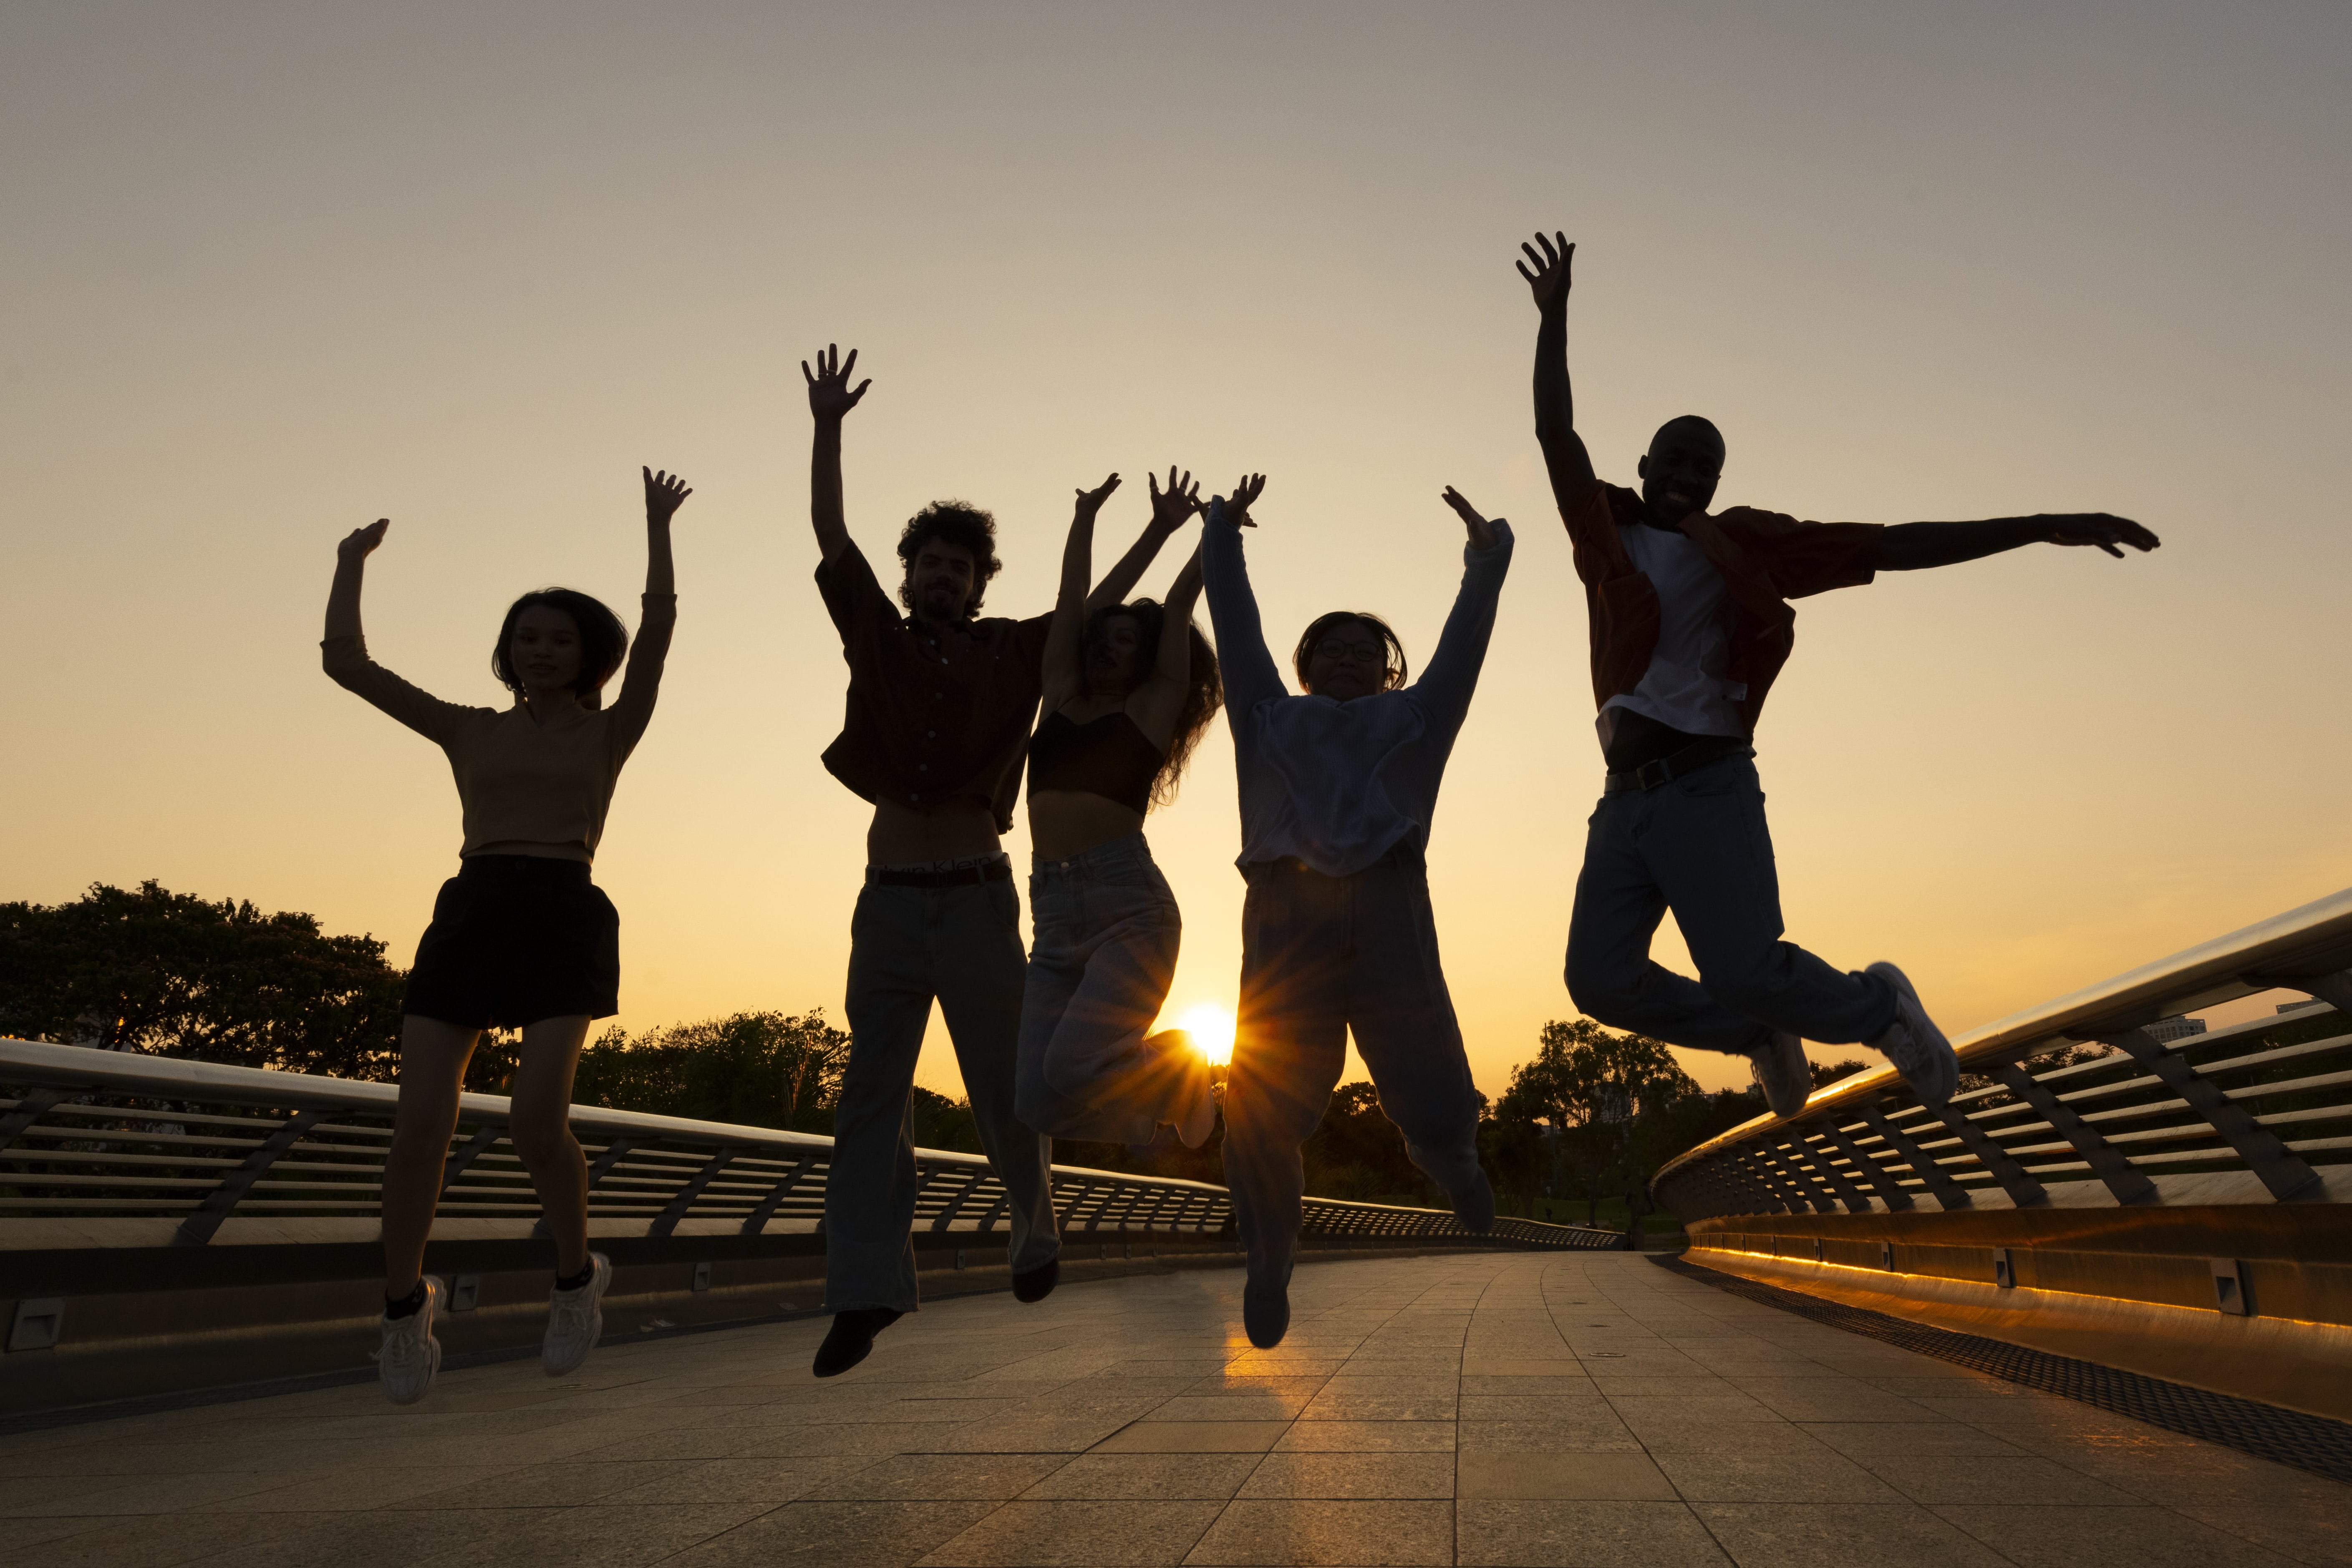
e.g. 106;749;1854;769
1650;887;2352;1221
0;1039;1611;1252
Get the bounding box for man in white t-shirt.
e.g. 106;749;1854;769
1517;231;2160;1116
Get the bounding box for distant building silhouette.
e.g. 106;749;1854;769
2143;1014;2208;1043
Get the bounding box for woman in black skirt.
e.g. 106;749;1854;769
323;466;689;1404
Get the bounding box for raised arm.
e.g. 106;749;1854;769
325;518;388;644
1520;232;1602;519
319;519;470;743
1199;476;1285;723
608;467;691;753
1413;488;1515;733
802;343;871;567
1127;544;1206;747
1873;513;2160;571
1041;474;1122;711
1086;466;1199;613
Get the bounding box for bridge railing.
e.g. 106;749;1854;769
1651;887;2352;1221
0;1039;1607;1252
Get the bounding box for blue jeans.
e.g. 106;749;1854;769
1566;754;1896;1056
1017;833;1184;1146
826;872;1060;1314
1223;852;1486;1293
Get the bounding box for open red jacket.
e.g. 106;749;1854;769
1566;483;1881;738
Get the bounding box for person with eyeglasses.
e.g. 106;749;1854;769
1200;475;1514;1349
1517;230;2159;1120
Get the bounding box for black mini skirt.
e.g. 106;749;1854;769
402;855;620;1029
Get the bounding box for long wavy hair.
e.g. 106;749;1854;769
1084;598;1223;810
492;588;629;708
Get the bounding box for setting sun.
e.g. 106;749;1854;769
1177;1003;1236;1066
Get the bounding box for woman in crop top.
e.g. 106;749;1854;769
1015;468;1224;1151
320;466;690;1407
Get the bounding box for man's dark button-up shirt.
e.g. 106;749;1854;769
1565;482;1881;740
816;542;1053;834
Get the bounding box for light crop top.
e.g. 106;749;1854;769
1026;709;1165;816
322;593;675;862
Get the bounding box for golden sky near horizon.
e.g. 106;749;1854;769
4;4;2348;1100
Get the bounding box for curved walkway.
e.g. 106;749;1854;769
1;1253;2344;1566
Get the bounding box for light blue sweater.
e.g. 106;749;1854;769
1201;500;1513;877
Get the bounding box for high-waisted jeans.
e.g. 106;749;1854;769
1566;754;1897;1055
1221;850;1485;1296
1016;833;1184;1147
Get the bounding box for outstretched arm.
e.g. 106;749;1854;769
320;519;468;743
802;343;870;567
1414;488;1515;731
1042;474;1122;711
1873;513;2160;571
610;468;691;749
1199;479;1284;723
325;518;388;644
1086;465;1199;613
1129;545;1206;747
1520;232;1602;519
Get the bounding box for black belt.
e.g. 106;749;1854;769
1603;738;1753;795
1241;841;1425;883
867;860;1013;889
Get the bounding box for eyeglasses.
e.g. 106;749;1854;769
1314;639;1387;665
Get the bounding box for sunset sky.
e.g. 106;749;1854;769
5;4;2347;1102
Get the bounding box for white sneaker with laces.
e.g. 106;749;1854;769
542;1252;611;1377
1867;962;1959;1107
378;1276;445;1406
1748;1029;1813;1118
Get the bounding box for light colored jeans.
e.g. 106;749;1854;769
1221;851;1485;1295
1566;754;1897;1055
1016;833;1183;1147
825;872;1059;1314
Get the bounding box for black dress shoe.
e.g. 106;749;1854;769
1012;1256;1059;1303
811;1307;901;1378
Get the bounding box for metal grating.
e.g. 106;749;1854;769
1653;1253;2352;1487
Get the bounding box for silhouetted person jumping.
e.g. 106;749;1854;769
801;346;1181;1376
1017;469;1223;1150
323;465;691;1405
1203;476;1513;1349
1518;230;2160;1117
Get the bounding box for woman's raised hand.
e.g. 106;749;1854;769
338;518;390;562
1223;472;1268;528
1075;473;1122;515
1147;466;1202;530
1441;486;1499;550
644;467;693;525
802;343;872;421
1517;231;1574;313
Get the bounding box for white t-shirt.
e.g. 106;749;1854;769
1598;522;1749;745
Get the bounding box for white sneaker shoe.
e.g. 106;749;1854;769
1749;1029;1813;1118
1867;962;1959;1107
543;1253;611;1377
378;1276;444;1406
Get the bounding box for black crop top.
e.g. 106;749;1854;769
1027;710;1165;815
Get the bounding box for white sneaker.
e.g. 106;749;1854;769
378;1276;444;1406
1867;962;1959;1107
543;1253;611;1377
1749;1029;1812;1118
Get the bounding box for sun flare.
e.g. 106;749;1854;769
1177;1003;1236;1066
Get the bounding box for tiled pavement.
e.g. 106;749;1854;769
3;1252;2347;1566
